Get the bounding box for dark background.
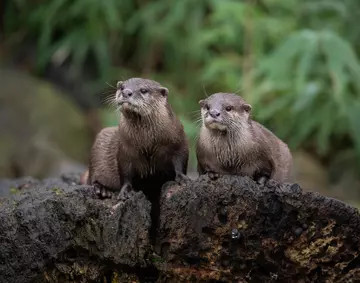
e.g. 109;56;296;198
1;0;360;206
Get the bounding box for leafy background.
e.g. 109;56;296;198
2;0;360;202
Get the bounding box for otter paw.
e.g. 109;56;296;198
94;183;113;199
207;171;220;180
175;173;191;186
117;184;134;201
255;176;269;186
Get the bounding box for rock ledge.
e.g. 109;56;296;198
0;174;359;282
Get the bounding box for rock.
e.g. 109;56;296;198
0;176;39;197
0;68;92;179
0;174;360;282
0;175;152;283
159;175;360;282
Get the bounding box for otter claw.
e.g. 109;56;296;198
95;185;101;196
117;183;134;201
175;173;191;186
207;172;219;180
94;183;113;199
256;176;269;186
101;189;107;198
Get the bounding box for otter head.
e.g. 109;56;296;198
199;93;252;132
115;78;169;117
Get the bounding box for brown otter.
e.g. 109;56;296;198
86;78;189;201
196;92;293;184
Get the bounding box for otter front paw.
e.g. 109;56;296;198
256;176;268;186
207;171;220;180
175;172;191;186
94;182;113;199
117;183;135;201
254;173;271;186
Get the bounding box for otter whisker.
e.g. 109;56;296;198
202;84;209;97
193;118;203;125
101;95;117;105
189;110;202;118
102;95;116;104
105;82;116;89
234;86;243;95
102;99;118;109
107;101;118;107
101;89;116;95
190;113;202;120
115;106;122;113
192;114;203;122
107;104;118;111
103;102;117;110
189;109;202;114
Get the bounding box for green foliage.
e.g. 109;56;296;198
4;0;360;170
253;29;360;161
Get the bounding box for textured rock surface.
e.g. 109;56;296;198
0;175;152;283
158;176;360;282
0;174;360;282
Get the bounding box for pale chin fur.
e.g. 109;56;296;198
206;121;227;131
120;101;155;117
120;103;138;113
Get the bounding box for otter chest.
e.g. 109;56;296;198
133;144;173;178
210;141;253;174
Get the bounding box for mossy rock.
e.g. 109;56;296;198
0;68;92;178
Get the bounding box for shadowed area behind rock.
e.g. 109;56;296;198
0;174;360;282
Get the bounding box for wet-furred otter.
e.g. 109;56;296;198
196;92;293;184
86;78;189;201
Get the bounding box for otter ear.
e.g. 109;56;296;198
159;87;168;97
243;104;252;113
116;81;123;89
198;100;205;107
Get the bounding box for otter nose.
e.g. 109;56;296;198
209;109;220;118
122;89;133;98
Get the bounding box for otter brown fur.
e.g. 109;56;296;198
196;92;293;183
86;78;189;200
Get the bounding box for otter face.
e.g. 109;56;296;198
199;93;252;132
115;78;168;116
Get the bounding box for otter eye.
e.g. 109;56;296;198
205;104;210;111
140;88;148;94
116;80;123;90
242;103;252;113
120;85;124;91
225;106;233;112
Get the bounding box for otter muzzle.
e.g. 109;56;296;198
205;117;227;131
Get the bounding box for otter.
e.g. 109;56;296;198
86;78;189;201
196;92;293;184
